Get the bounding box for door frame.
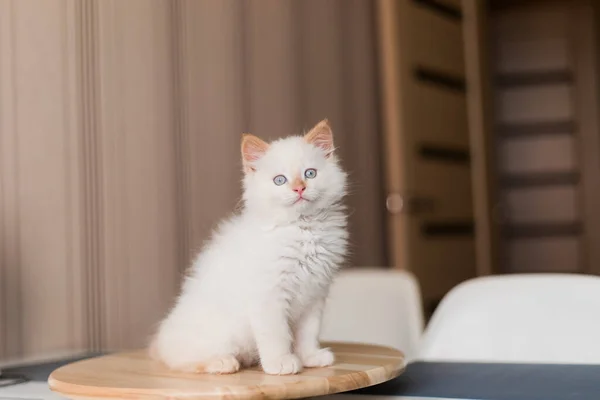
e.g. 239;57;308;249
572;0;600;275
462;0;499;276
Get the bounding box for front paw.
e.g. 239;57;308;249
300;347;335;368
261;354;303;375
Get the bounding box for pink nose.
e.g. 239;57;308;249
293;186;306;195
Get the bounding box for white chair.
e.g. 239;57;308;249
418;273;600;364
321;269;424;360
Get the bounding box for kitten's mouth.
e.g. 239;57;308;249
293;196;310;204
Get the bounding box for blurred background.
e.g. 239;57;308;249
1;0;599;363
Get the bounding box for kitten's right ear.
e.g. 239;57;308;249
241;133;269;172
304;119;335;158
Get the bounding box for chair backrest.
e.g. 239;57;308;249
321;269;424;360
418;273;600;363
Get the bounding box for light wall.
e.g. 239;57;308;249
0;0;385;361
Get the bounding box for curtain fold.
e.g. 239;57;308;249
0;0;386;358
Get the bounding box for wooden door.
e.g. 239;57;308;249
376;0;495;313
488;0;600;275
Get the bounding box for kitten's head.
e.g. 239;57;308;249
241;119;347;216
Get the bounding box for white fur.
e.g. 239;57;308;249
151;133;348;375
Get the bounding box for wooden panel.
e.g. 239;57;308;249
462;0;498;276
437;0;462;10
497;120;575;138
410;220;476;302
493;2;568;42
497;85;573;124
405;0;472;223
499;136;575;174
96;0;179;350
504;222;581;238
572;0;600;275
0;0;85;358
375;0;413;270
500;171;579;188
410;83;468;147
414;0;462;19
493;3;570;74
377;0;475;306
415;163;473;219
505;187;578;224
497;39;569;73
497;70;572;87
410;0;465;77
507;238;580;273
490;0;582;276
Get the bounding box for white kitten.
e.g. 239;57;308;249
150;119;348;375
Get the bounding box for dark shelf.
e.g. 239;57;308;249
490;0;550;10
422;221;475;238
419;144;470;164
413;0;462;21
500;171;579;188
503;222;582;239
497;120;576;138
415;67;466;92
497;70;573;87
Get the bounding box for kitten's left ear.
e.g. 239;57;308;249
304;119;334;158
241;133;269;172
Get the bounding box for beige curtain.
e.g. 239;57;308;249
0;0;385;360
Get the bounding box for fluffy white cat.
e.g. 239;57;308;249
150;119;348;375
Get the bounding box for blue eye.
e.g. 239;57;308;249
273;175;287;186
304;168;317;179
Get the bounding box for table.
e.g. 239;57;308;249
47;342;405;400
346;361;600;400
5;356;600;399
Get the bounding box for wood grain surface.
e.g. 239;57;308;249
48;342;405;400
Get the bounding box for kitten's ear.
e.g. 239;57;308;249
304;119;334;157
241;133;269;172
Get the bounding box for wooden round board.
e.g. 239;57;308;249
48;342;405;400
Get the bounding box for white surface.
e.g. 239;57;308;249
0;382;65;400
0;385;459;400
0;351;88;400
321;269;424;360
0;386;455;400
418;273;600;363
0;382;439;400
0;389;450;400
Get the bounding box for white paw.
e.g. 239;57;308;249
262;354;303;375
203;355;240;374
300;348;335;368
